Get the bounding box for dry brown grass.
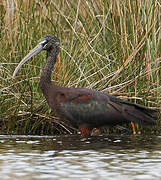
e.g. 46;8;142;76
0;0;160;134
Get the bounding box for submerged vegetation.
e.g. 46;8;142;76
0;0;160;135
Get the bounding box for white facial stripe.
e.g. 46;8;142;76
39;39;48;46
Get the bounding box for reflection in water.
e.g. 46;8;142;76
0;135;161;180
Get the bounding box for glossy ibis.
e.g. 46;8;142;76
13;35;158;136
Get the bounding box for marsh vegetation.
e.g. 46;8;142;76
0;0;160;135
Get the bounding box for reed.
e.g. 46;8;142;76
0;0;160;135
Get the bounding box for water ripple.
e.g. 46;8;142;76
0;135;161;180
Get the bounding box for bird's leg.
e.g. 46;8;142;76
79;126;93;137
130;122;136;134
91;128;101;136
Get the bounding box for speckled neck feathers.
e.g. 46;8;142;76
40;40;60;90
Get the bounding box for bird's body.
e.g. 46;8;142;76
13;35;159;137
41;83;157;136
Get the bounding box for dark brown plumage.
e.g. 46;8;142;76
13;35;159;137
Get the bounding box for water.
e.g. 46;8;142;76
0;134;161;180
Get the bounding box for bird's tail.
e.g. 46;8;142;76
123;102;160;125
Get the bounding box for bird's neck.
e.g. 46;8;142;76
40;50;58;91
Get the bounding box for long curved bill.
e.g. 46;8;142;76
13;43;43;78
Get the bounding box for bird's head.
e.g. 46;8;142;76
39;35;60;51
13;35;60;77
